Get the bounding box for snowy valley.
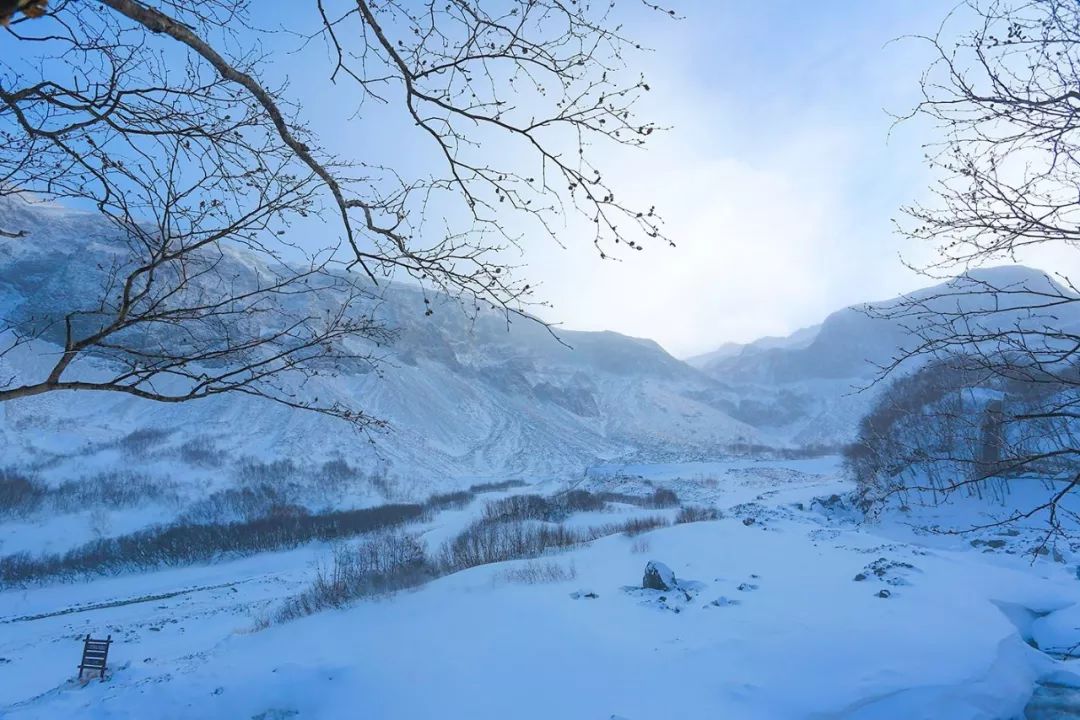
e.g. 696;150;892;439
2;457;1080;719
8;0;1080;717
2;199;1080;719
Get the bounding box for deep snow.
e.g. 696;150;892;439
2;456;1079;720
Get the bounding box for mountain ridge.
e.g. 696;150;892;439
2;194;1072;487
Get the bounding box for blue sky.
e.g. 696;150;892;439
519;0;962;356
16;0;1071;358
268;1;983;356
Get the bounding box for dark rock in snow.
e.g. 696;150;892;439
643;561;677;591
737;583;758;592
877;589;891;599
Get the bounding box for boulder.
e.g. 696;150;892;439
643;561;676;591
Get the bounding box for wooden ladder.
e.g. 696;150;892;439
78;635;111;681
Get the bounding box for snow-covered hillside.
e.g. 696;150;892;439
0;195;761;492
693;266;1080;446
6;195;1074;498
3;457;1079;719
4;201;1080;720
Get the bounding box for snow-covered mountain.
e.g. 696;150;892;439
685;324;821;371
4;195;1075;491
0;197;761;488
693;265;1080;446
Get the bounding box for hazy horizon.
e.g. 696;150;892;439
508;1;1080;357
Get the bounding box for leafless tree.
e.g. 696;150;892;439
0;0;674;425
854;0;1080;543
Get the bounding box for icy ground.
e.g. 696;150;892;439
2;457;1080;719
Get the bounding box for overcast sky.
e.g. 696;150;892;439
281;1;1076;360
514;0;962;358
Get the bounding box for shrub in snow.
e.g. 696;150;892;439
481;494;556;523
426;490;473;510
234;459;298;487
178;437;225;468
115;427;173;455
643;561;676;591
0;470;45;515
438;518;587;572
468;480;528;493
675;505;720;524
440;508;671;576
0;469;176;518
845;356;1078;521
594;489;680;510
480;490;616;523
499;560;577;584
557;489;607;514
180;483;302;525
274;531;432;622
583;514;670;539
650;488;680;508
620;515;669;536
0;501;429;585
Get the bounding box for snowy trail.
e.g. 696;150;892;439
0;580;250;624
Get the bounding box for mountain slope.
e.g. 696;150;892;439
0;197;760;490
693;266;1080;445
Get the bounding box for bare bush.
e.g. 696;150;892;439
50;472;178;513
274;532;432;622
179;484;304;525
0;469;177;517
0;469;45;515
311;460;392;499
179;437;225;468
498;560;577;585
675;506;721;524
558;489;608;514
579;515;669;539
320;459;358;484
438;519;588;573
469;480;528;494
235;459;298;488
630;537;651;554
613;515;669;537
115;428;173;456
481;495;558;524
597;488;681;509
0;501;427;586
650;488;680;508
480;488;679;526
426;491;473;511
724;442;843;460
